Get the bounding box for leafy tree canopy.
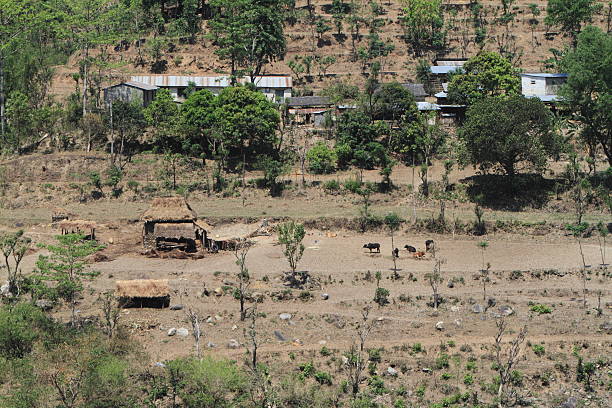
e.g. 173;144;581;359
400;0;446;56
459;95;563;175
546;0;603;45
559;26;612;166
448;52;520;105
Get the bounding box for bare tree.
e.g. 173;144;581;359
99;291;122;339
244;306;273;408
186;308;202;359
494;319;528;408
345;306;375;397
425;259;444;309
233;239;251;321
0;229;31;297
478;241;491;301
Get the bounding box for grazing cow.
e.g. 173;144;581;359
425;240;435;252
413;251;426;259
363;243;381;253
404;245;417;253
392;248;399;258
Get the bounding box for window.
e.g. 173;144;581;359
530;80;536;85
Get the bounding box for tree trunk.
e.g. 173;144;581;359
0;54;5;142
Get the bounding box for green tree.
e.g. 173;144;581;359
0;303;52;359
459;95;562;175
447;52;520;105
546;0;603;46
32;234;104;326
307;141;337;174
400;0;446;56
143;88;180;151
256;154;288;196
213;85;280;164
108;100;146;167
0;229;31;298
208;0;286;82
277;221;306;286
180;89;217;162
559;26;612;166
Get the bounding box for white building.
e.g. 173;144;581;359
520;73;568;103
129;75;293;103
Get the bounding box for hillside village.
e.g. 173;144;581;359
0;1;611;407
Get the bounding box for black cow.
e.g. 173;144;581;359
393;248;399;258
363;243;380;253
425;240;435;252
404;245;417;253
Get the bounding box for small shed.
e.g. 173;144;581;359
58;220;97;240
104;80;159;107
141;197;206;252
115;279;170;308
209;223;262;251
52;207;74;223
402;83;428;101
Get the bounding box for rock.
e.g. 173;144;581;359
292;338;303;346
167;328;177;336
274;330;287;341
471;304;484;314
279;313;292;321
447;280;454;288
324;314;346;329
499;305;514;316
214;287;223;296
153;362;166;368
228;339;240;349
560;397;578;408
341;356;349;366
318;340;327;345
487;298;497;308
169;304;184;310
214;315;223;321
0;282;10;296
321;293;329;300
222;279;236;287
600;321;612;334
450;306;460;312
108;237;114;244
421;368;432;373
176;328;189;337
206;316;214;324
454;319;462;328
387;367;398;377
232;325;238;331
35;299;54;311
435;321;444;331
207;342;217;348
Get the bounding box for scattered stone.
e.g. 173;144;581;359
214;315;223;321
35;299;54;311
214;287;223;296
387;367;398;377
318;340;327;345
450;306;460;312
471;304;484;314
279;313;292;321
421;368;432;373
487;298;497;308
207;342;217;348
222;279;236;287
0;282;10;296
228;339;240;349
274;330;287;342
167;328;177;336
600;321;612;334
169;304;184;311
435;321;444;331
108;237;114;244
341;356;349;365
560;397;578;408
454;319;462;328
447;280;454;288
153;362;166;368
176;328;189;337
324;314;346;329
499;305;514;316
377;317;386;322
206;316;214;324
292;338;303;346
232;325;238;331
321;293;329;300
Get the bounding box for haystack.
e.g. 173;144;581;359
115;279;170;308
141;197;197;222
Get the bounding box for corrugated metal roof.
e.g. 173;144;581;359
402;83;428;97
286;96;332;107
435;91;448;98
521;73;568;78
417;102;440;111
430;66;461;75
130;75;292;89
104;81;159;91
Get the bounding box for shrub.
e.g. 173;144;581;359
532;344;545;356
368;376;386;395
323;179;341;193
412;343;424;354
530;304;552;315
368;348;382;363
320;346;331;356
307;142;337;174
343;178;362;194
0;303;54;359
435;354;450;370
373;287;390;306
299;361;315;378
314;370;333;385
441;372;452;380
464;374;474;385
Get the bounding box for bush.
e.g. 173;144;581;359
368;348;382;363
532;344;545;356
307;142;337;174
435;353;450;370
0;303;54;359
343;178;362;194
530;304;552;315
314;370;333;385
464;374;474;385
320;346;331;356
373;287;390;306
323;179;341;193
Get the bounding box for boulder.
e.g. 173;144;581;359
279;313;292;321
454;319;462;328
169;304;184;311
321;293;329;300
274;330;287;342
167;328;177;336
471;304;484;314
600;321;612;334
207;342;217;348
35;299;54;311
176;328;189;337
386;367;398;377
559;397;578;408
499;305;514;316
228;339;240;349
324;314;346;329
447;280;454;288
214;287;223;296
0;282;10;297
153;362;166;368
435;321;444;331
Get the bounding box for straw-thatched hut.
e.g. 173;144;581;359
141;197;207;251
115;279;170;308
52;207;74;223
58;219;97;240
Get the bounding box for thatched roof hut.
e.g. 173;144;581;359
115;279;170;308
52;207;74;222
153;223;196;240
141;197;197;222
58;219;98;239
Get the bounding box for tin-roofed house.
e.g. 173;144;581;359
103;81;159;107
141;197;207;252
286;96;333;126
521;73;568;104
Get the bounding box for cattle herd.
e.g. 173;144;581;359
363;240;435;259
